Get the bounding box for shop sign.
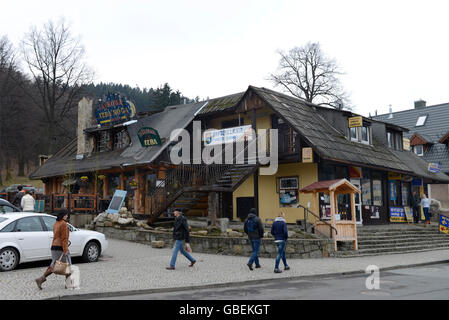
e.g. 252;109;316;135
428;162;441;173
390;207;406;223
403;138;411;151
389;181;397;201
348;116;363;128
203;125;253;146
95;93;133;126
412;178;423;186
138;127;162;147
302;147;313;163
388;172;402;180
349;166;362;179
439;215;449;235
404;206;414;223
106;190;127;214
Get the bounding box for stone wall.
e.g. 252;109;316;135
95;226;335;259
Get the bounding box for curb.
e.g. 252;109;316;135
46;258;449;300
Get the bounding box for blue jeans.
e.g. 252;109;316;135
170;240;195;268
248;239;261;266
423;207;430;221
275;241;288;269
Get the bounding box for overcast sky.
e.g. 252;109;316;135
2;0;449;116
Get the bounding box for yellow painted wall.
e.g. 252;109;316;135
233;162;319;224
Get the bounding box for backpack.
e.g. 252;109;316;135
246;217;256;233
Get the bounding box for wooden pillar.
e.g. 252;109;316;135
120;172;125;190
103;175;108;199
329;190;337;251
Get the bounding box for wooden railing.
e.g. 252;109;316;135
297;203;338;239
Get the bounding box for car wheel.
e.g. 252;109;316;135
82;241;100;263
0;247;19;271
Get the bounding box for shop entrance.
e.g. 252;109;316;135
350;178;363;225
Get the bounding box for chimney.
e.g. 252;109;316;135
77;97;94;157
388;104;393;119
39;155;50;166
414;99;426;109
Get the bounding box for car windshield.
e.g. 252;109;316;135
0;217;8;223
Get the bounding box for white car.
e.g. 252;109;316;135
0;213;108;271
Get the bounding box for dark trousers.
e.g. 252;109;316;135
423;207;430;222
412;206;420;223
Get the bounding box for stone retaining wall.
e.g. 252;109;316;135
95;226;335;259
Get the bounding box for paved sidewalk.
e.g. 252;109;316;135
1;239;448;300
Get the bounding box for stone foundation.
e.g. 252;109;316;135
95;226;335;259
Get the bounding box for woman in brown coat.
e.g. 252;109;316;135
35;210;72;290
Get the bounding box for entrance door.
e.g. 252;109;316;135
350;179;363;224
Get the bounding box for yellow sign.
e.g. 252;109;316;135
404;207;414;224
403;138;410;151
302;147;313;163
348;116;363;128
388;172;402;180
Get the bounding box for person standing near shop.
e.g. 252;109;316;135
244;208;264;271
271;212;290;274
166;209;196;270
21;189;35;212
12;185;25;209
35;210;72;290
411;191;421;223
421;194;431;224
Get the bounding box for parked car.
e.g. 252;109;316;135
0;199;21;213
0;213;108;271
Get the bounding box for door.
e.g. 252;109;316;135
350;179;363;224
14;216;50;261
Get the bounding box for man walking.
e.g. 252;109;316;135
411;191;421;223
244;208;264;270
166;209;196;270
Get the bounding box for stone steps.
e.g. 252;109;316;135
358;239;449;250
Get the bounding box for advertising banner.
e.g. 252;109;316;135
348;116;363;128
390;207;406;223
428;162;441;173
203;125;253;146
404;206;414;223
439;215;449;235
389;181;397;201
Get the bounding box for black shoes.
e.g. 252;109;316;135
166;266;175;270
247;263;253;271
274;269;282;273
189;260;196;267
255;265;261;269
284;266;290;271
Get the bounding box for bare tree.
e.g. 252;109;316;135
269;42;350;110
21;19;93;155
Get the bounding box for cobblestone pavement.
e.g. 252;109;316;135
1;239;449;300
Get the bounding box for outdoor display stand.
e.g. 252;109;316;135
300;179;360;251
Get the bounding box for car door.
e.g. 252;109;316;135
14;216;49;261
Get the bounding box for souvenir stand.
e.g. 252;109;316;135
300;179;360;251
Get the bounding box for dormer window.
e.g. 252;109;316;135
349;125;370;145
387;130;403;150
413;145;424;156
415;115;427;127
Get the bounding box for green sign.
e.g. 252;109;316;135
138;127;162;147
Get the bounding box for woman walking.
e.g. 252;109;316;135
35;210;72;289
421;194;431;224
166;209;196;270
271;212;290;273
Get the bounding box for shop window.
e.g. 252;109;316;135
372;179;383;206
401;183;410;206
361;177;372;205
278;177;299;207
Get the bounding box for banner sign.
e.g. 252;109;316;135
389;181;397;201
428;162;441;173
412;178;423;186
95;93;133;126
388;172;402;180
138;127;162;147
106;190;127;214
348;116;363;128
390;207;406;223
439;215;449;235
302;147;313;163
203;125;253;146
404;206;414;223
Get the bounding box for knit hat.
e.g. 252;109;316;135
249;208;257;214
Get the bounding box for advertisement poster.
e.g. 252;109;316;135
389;181;397;201
370;206;380;219
390;207;406;223
280;190;298;207
203;125;252;146
439;215;449;235
404;206;414;223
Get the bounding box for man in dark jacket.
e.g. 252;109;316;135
12;186;25;209
271;212;290;273
411;191;421;223
244;208;264;270
166;209;196;270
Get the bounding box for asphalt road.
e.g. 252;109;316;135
97;263;449;300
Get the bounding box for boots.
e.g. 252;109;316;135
35;267;53;290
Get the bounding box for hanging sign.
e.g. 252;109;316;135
389;181;397;201
95;93;132;126
428;162;441;173
403;138;411;151
138;127;162;147
302;147;313;163
388;172;402;180
348;116;363;128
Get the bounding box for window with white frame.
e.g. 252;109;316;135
349;125;370;144
414;145;424;156
415;115;427;127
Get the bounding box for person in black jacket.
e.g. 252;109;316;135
244;208;264;270
271;212;290;273
11;185;25;209
166;209;196;270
